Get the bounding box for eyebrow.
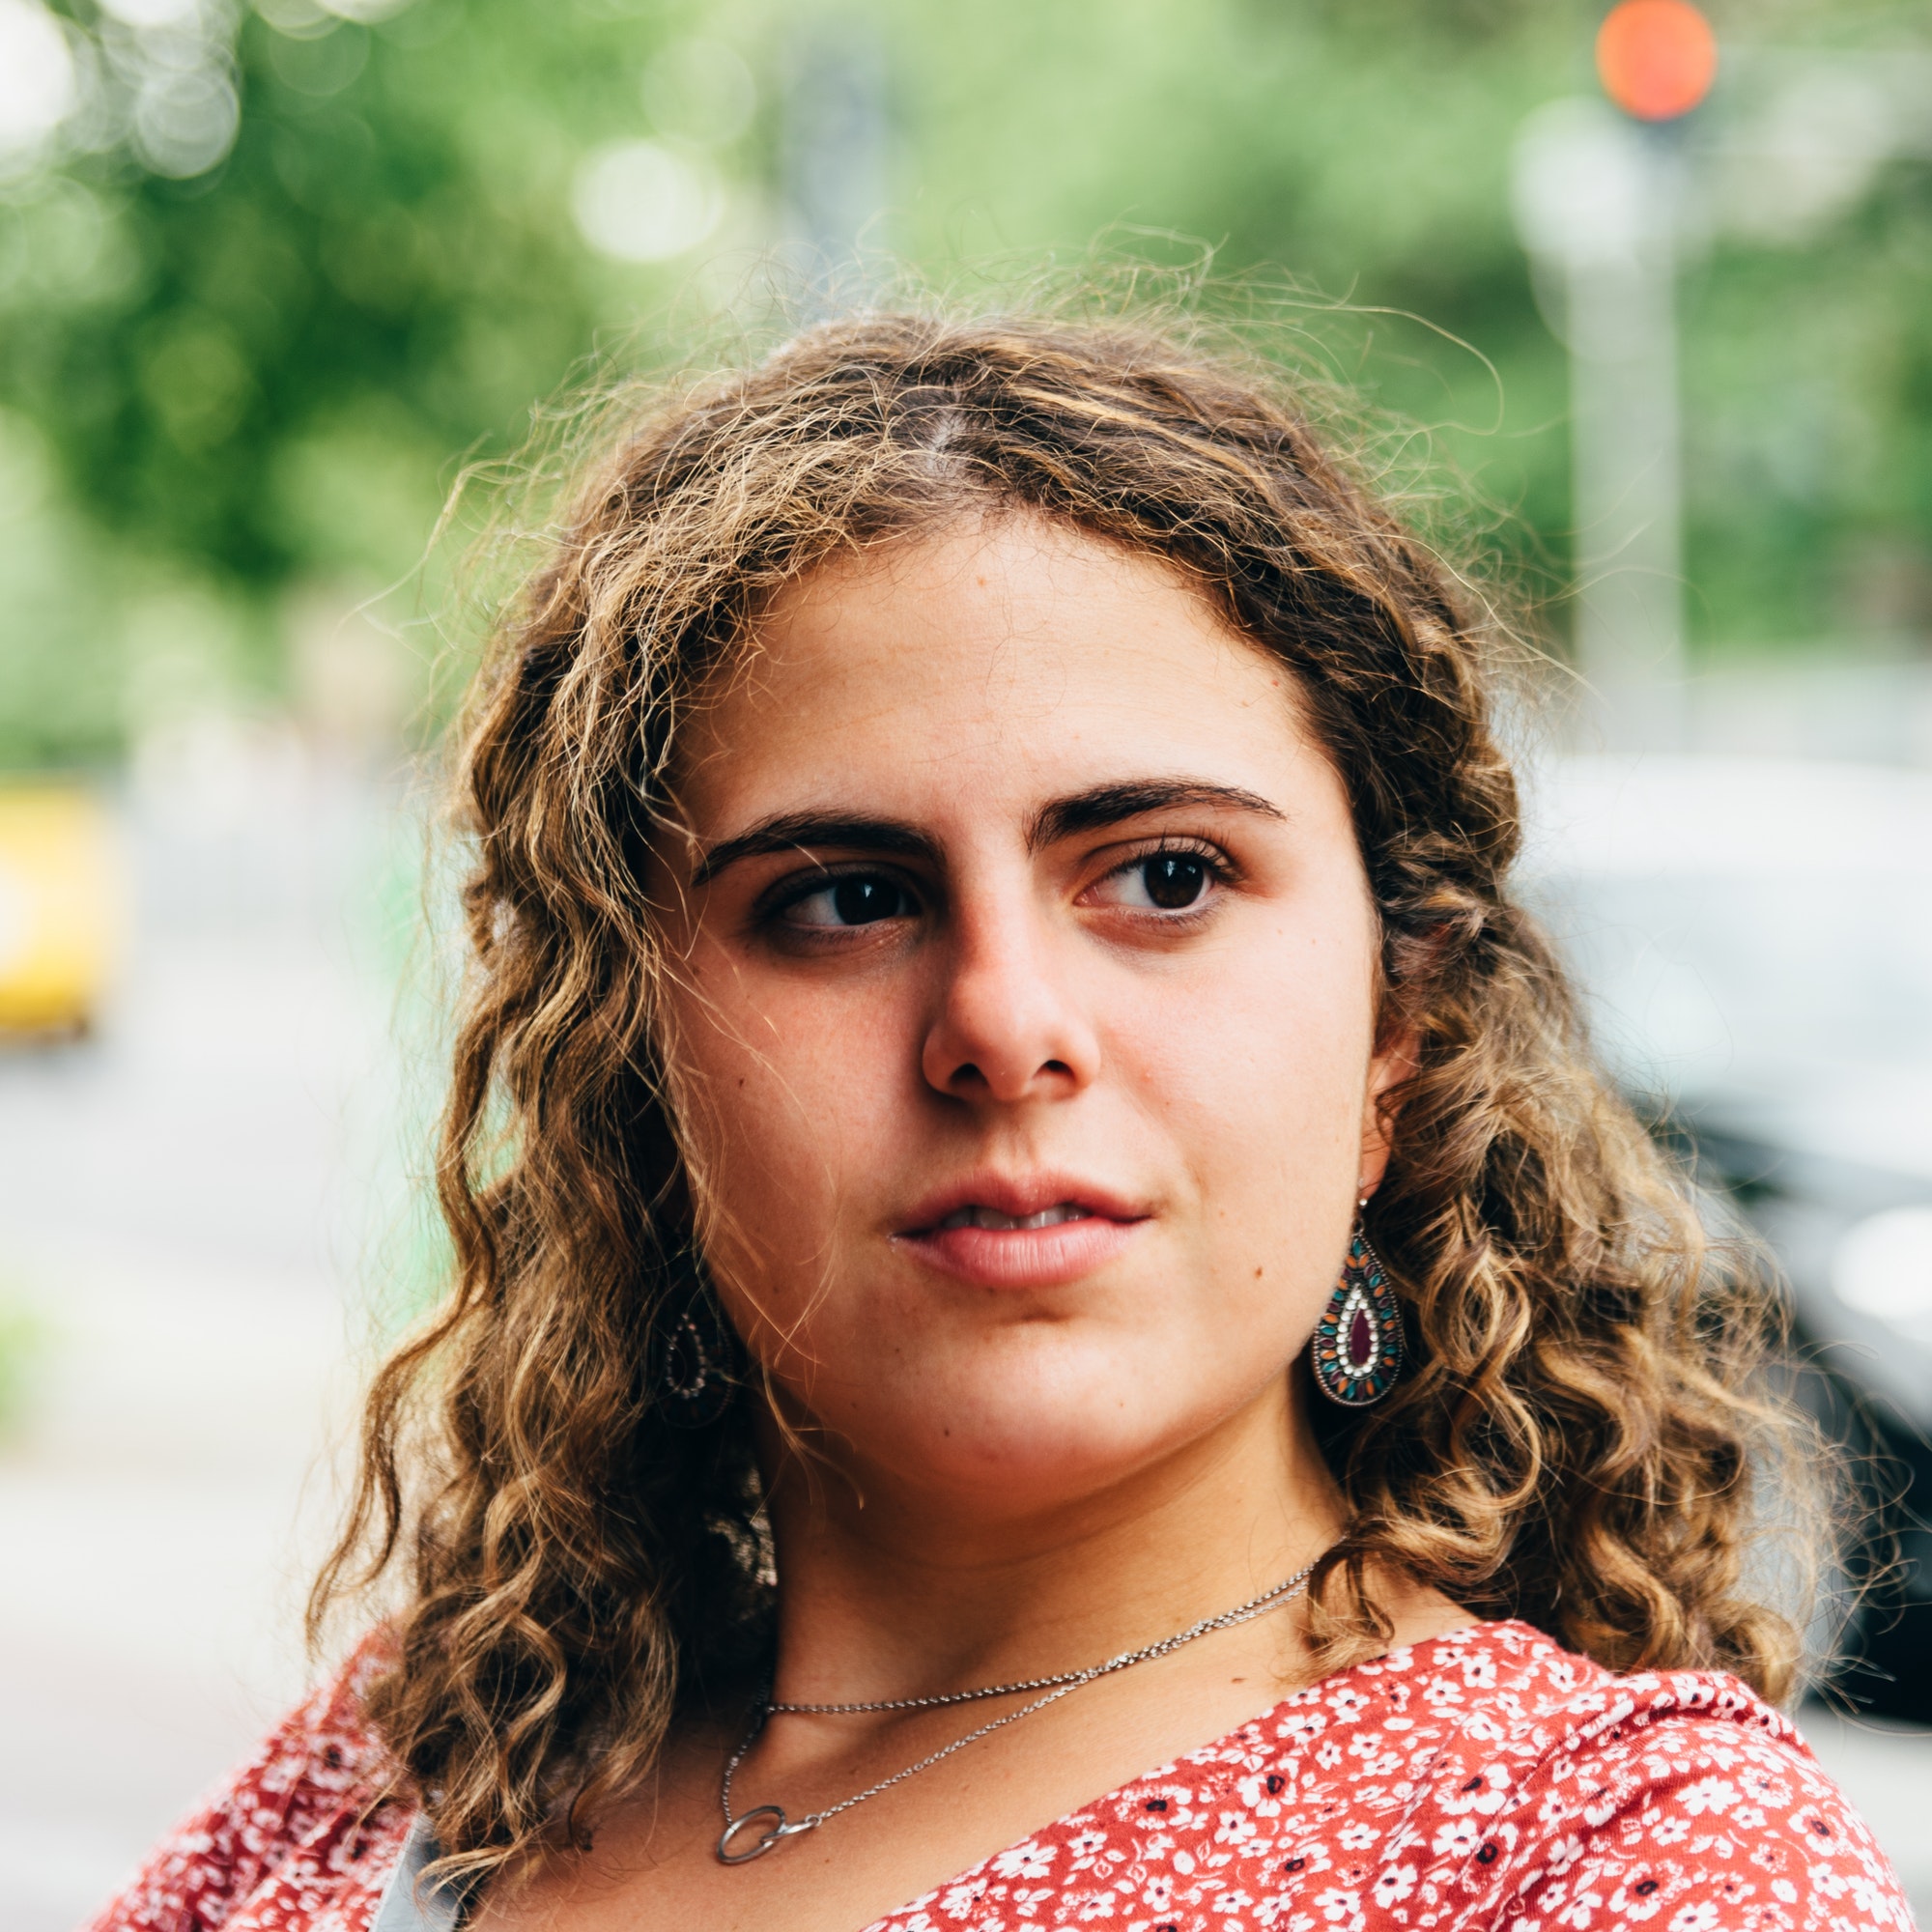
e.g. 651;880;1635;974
1028;780;1286;848
689;779;1286;888
691;814;941;887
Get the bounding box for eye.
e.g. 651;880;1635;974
779;871;921;929
1140;852;1208;910
1092;847;1223;914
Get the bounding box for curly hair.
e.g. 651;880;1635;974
313;307;1816;1888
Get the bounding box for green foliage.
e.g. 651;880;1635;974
0;0;1927;765
10;1;661;596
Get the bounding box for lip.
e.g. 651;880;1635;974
894;1172;1151;1291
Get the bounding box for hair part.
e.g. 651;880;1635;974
312;306;1823;1889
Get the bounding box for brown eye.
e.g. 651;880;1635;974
782;872;920;928
1141;853;1208;910
1089;848;1222;915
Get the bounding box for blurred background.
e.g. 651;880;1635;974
1;0;1929;1925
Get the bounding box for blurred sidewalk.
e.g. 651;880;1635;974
0;729;409;1932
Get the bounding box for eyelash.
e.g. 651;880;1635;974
1114;836;1232;877
758;864;923;924
753;838;1239;940
1094;838;1237;917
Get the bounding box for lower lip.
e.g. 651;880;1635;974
895;1216;1145;1290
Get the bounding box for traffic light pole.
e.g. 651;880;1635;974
1514;100;1688;752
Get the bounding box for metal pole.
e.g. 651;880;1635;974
1514;100;1686;750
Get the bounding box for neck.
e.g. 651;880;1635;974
753;1379;1346;1708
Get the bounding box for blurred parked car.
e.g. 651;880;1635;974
0;784;123;1037
1523;754;1932;1720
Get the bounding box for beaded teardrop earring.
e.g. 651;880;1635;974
1310;1225;1405;1407
650;1244;740;1429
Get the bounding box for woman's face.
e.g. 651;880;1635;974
659;515;1402;1517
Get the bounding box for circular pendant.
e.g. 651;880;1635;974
716;1804;799;1864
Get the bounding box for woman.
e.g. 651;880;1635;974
93;313;1910;1932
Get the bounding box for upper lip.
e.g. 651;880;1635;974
895;1172;1151;1236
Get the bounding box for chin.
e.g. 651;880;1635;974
842;1357;1246;1509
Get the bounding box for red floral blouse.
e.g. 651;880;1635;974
88;1620;1913;1932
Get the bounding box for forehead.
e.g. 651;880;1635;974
672;514;1324;831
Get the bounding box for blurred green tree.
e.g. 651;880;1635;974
0;0;1925;766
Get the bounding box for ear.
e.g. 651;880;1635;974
1357;1018;1421;1202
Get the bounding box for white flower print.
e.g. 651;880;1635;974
1545;1833;1587;1878
1433;1817;1483;1858
991;1841;1055;1881
1238;1771;1291;1815
1372;1863;1417;1906
1608;1870;1671;1921
90;1622;1909;1932
1678;1779;1739;1817
1438;1762;1513;1817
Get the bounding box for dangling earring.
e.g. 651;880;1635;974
651;1245;739;1429
1310;1208;1405;1407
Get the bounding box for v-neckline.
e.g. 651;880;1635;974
372;1620;1508;1932
851;1619;1496;1932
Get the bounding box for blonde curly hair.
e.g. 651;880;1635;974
314;307;1816;1888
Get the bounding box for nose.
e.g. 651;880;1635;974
921;887;1101;1105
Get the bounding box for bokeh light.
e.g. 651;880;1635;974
1596;0;1719;122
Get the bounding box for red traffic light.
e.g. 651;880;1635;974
1596;0;1719;122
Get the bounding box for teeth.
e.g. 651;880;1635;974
938;1203;1095;1232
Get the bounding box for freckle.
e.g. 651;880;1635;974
1255;1265;1264;1278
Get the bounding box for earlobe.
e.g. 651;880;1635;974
1358;1022;1421;1199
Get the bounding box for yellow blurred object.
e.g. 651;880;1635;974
0;785;124;1036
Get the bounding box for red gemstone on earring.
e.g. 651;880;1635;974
1348;1308;1375;1370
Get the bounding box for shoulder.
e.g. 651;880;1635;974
87;1636;412;1932
1378;1620;1913;1932
842;1622;1912;1932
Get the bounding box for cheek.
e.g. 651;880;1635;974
669;956;912;1274
1110;917;1378;1328
1117;916;1377;1170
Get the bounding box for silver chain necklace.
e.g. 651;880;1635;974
714;1557;1320;1865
